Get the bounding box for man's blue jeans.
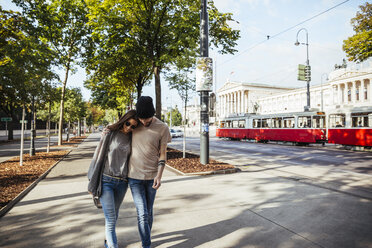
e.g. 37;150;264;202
128;178;157;248
100;175;128;248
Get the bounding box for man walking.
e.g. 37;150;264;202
128;96;171;248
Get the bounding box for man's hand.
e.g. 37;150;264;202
152;176;161;189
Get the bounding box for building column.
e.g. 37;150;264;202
343;83;348;104
228;93;231;115
242;91;246;114
351;81;356;103
241;91;244;113
368;79;372;104
337;84;342;104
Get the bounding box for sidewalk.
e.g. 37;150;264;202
0;133;371;248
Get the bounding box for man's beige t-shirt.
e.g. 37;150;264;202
129;117;171;180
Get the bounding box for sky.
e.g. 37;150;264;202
1;0;369;110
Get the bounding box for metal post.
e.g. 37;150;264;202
305;31;310;111
20;106;25;166
30;96;35;156
295;28;310;111
200;0;209;165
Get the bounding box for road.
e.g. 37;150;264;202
0;133;371;248
169;136;372;200
0;133;69;163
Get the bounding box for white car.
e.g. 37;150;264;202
176;129;183;138
170;129;178;138
170;129;184;138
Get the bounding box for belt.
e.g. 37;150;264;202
103;174;126;181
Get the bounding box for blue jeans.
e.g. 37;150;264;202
100;175;128;248
129;178;157;248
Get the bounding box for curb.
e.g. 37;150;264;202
165;164;240;176
0;149;73;218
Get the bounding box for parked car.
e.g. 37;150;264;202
170;129;178;138
176;129;184;138
170;129;184;138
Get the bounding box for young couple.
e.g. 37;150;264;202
88;96;171;248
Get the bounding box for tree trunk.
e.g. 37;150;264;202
58;65;70;145
154;66;162;119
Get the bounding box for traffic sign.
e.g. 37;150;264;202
20;120;28;124
1;117;12;122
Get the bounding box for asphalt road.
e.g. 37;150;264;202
170;137;372;175
0;133;69;163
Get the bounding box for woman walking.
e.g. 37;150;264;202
88;110;138;248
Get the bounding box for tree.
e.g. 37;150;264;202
84;0;240;118
343;2;372;62
14;0;90;145
84;1;153;106
166;107;182;127
0;7;56;140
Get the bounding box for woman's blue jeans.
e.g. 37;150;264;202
100;175;128;248
128;178;157;248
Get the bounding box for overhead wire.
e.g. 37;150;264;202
217;0;351;67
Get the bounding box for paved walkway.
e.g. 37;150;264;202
0;133;371;248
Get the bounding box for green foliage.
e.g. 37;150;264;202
37;87;87;123
0;6;56;120
84;0;240;116
343;2;372;62
166;107;182;127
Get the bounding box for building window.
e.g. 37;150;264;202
356;88;359;101
348;88;351;102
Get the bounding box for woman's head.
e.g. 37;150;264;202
106;110;138;134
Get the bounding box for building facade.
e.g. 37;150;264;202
217;82;294;118
217;65;372;121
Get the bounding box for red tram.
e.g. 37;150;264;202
216;111;372;147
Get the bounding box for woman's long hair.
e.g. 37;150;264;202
106;110;138;132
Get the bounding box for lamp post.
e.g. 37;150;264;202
321;73;328;112
295;28;310;111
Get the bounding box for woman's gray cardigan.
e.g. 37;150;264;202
87;131;114;197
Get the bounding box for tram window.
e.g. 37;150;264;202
253;119;262;128
312;116;325;128
262;119;269;128
232;121;239;128
267;118;274;128
220;122;225;128
298;116;311;128
238;120;245;128
283;118;295;128
329;114;346;128
272;118;282;128
225;121;232;128
351;112;371;127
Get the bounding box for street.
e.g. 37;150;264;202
0;133;371;247
0;133;70;163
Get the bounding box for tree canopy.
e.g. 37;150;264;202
343;2;372;63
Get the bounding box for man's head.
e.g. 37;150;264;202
136;96;155;127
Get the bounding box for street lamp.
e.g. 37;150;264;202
321;73;328;112
295;28;310;111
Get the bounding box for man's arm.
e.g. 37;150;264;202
152;143;167;189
